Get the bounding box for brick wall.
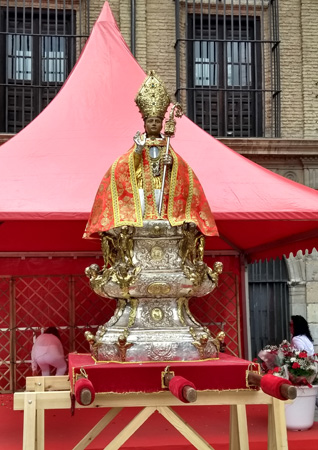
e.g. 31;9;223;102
280;0;318;139
106;0;177;100
300;0;318;138
146;0;176;98
100;0;318;139
279;0;304;138
0;0;316;142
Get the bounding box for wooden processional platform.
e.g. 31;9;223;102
14;354;289;450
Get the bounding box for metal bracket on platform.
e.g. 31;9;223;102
161;366;175;389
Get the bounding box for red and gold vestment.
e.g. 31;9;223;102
84;142;218;238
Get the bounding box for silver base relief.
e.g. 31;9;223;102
85;220;223;362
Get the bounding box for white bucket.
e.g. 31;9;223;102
285;385;318;431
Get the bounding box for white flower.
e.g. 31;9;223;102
290;357;296;363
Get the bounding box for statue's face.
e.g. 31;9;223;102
144;116;163;138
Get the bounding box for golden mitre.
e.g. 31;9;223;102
135;70;171;119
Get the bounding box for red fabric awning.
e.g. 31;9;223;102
0;2;317;261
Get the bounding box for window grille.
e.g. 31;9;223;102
248;258;289;360
0;273;116;393
0;1;91;133
175;0;281;138
0;258;242;392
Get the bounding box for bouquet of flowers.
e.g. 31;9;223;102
258;340;318;387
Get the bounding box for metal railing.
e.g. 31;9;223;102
175;0;281;138
0;0;91;133
248;257;289;359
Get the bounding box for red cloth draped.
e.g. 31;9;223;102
260;374;292;400
69;353;259;394
168;376;196;403
84;144;218;238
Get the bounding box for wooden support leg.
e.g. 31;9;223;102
229;405;249;450
268;398;288;450
157;406;214;450
34;376;45;450
73;407;123;450
104;406;157;450
36;409;45;450
23;392;37;450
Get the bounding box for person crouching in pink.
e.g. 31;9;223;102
31;327;67;376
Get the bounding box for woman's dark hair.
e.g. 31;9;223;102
291;315;313;342
44;327;61;340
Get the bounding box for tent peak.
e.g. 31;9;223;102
96;2;118;27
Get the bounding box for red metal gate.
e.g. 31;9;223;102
0;273;115;392
0;256;242;392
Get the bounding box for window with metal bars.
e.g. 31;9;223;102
188;15;262;137
175;1;281;138
0;5;89;133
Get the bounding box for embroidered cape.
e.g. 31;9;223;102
84;144;218;238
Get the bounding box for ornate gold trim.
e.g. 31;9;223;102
111;157;121;227
127;298;139;328
185;164;193;221
167;148;179;225
184;298;202;327
113;299;126;323
146;146;159;217
128;149;143;227
135;70;171;120
91;356;219;364
177;297;186;325
111;151;143;228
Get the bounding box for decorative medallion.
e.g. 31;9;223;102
150;246;164;261
151;307;164;322
147;282;171;295
140;299;174;327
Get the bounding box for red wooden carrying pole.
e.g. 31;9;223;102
247;372;297;400
163;371;197;403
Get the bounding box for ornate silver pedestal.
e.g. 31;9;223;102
85;220;222;362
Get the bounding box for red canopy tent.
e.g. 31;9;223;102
0;1;317;262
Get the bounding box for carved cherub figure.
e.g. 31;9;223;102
216;331;226;353
85;264;101;280
212;331;226;353
117;226;134;266
179;222;200;264
84;330;100;359
192;333;209;359
85;263;112;294
115;334;134;362
84;330;96;345
207;261;223;287
183;260;207;286
111;263;141;298
100;232;116;270
196;234;205;262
